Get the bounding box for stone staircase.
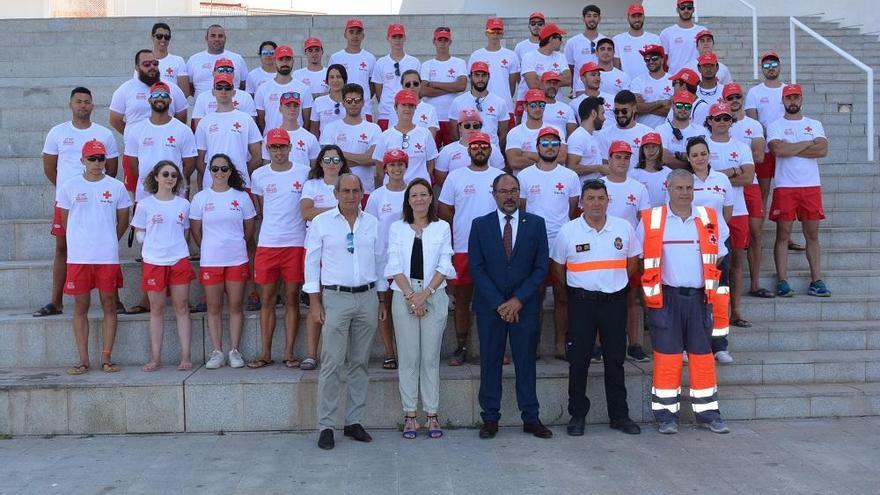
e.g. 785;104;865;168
0;14;878;435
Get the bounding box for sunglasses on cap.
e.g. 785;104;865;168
529;20;545;27
141;60;159;67
539;140;561;148
674;102;693;110
725;94;743;101
550;34;563;41
711;115;732;122
344;96;363;104
214;84;234;91
403;81;420;88
583;178;605;187
643;55;661;63
762;60;780;69
322;156;342;164
153;33;171;41
461;122;482;130
215;66;234;74
468;142;490;150
209;166;230;173
84;155;105;162
160;171;179;178
149;91;170;99
527;101;546;109
260;49;275;57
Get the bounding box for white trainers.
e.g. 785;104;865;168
228;349;245;368
206;350;225;369
715;350;734;364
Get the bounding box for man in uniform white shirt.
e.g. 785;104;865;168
551;179;642;436
255;45;314;135
245;41;278;96
190;58;258;131
306;173;384;450
566;5;607;93
447;62;511;148
506;89;568;173
320;83;382;198
293;37;330;99
593;38;631;97
766;84;830;298
518;127;580;359
34;88;120;319
371;23;421;131
631;44;673;129
149;22;190;97
692;51;725;126
569;62;615;126
514;11;545;62
659;0;706;74
540;72;577;139
518;23;571;122
655;89;705;168
328;19;377;104
435;108;505;187
186;24;248;98
746;51;786;210
683;30;732;85
420;27;468;148
596;90;653;169
469;17;521;119
438;132;505;366
567;96;608;182
613;3;661;80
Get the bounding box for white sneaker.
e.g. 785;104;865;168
228;349;245;368
715;350;734;364
682;351;688;363
206;350;225;369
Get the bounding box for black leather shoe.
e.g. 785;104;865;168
566;416;585;436
523;421;553;439
479;421;498;439
609;418;641;435
318;428;335;450
343;423;373;442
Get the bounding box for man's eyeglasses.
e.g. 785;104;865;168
469;143;491;151
711;115;733;122
268;145;289;151
539;140;561;148
214;85;234;91
674;102;693;110
260;49;275;57
403;81;420;88
346;232;355;254
160;171;178;178
613;108;630;115
725;94;743;101
84;155;105;162
322;156;342;164
461;122;482;130
209;166;230;173
529;21;545;27
550;35;563;41
678;3;694;11
394;62;401;77
215;66;234;74
643;55;661;63
149;91;170;99
495;188;520;196
762;60;780;69
527;102;546;109
141;61;159;68
401;133;410;150
344;96;363;104
153;33;171;41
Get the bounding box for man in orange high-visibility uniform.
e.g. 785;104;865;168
636;168;730;434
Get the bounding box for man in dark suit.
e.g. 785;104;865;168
468;173;552;439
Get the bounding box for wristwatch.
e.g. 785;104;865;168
427;286;436;295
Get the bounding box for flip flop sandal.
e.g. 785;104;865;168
731;318;752;328
247;359;274;369
127;305;150;315
788;242;806;251
67;364;89;375
116;301;128;315
101;362;120;373
283;359;301;368
33;303;62;317
382;356;398;370
748;288;776;298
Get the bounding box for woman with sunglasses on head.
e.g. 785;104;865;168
132;161;195;372
299;145;352;370
630;132;672;207
310;64;370;140
190;154;257;370
261;91;319;168
372;89;439;186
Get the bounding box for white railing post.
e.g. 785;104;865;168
789;17;874;162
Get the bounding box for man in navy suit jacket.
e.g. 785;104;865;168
468;173;552;439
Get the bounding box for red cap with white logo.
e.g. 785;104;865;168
608;140;633;155
383;148;409;164
266;128;291;146
82;139;106;157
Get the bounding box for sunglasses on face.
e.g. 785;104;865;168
469;143;490;150
527;102;546;109
215;66;234;74
403;81;420;88
461;122;482;130
550;35;563;41
679;4;694;10
674;102;693;110
643;55;661;63
486;29;504;35
141;61;159;67
344;96;363;104
209;166;230;173
260;49;275;57
394;62;400;77
346;232;355;254
322;156;342;164
390;34;404;40
149;91;170;99
725;94;743;101
154;33;171;41
401;133;410;150
539;140;561;148
268;145;289;151
762;61;780;69
712;115;733;122
160;171;179;178
613;108;630;115
85;155;105;162
214;85;234;91
529;21;545;27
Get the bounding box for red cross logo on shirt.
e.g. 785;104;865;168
293;180;302;190
487;106;495;113
165;67;174;76
232;99;240;107
555;182;564;191
664;85;671;93
233;121;241;130
231;200;239;208
730;151;739;160
415;143;423;150
633;137;641;145
805;126;813;133
615;78;622;86
745;128;753;136
359;61;367;69
103;190;112;199
359;133;368;140
557;110;565;117
627;194;636;202
167;136;176;144
420;114;428;122
178;212;185;221
712;185;722;192
297;139;305;148
552;62;559;69
448;68;456;75
501;58;508;66
709;234;718;245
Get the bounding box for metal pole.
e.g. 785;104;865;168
868;69;875;162
752;10;759;80
789;17;797;84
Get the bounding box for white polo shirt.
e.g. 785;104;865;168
596;122;655;169
43;122;119;195
319;119;382;194
420;57;468;122
191;89;257;120
566;126;605;183
551;215;641;292
630;72;675;128
186;50;248;100
371;53;421;120
303;208;380;293
328;49;377;99
612;31;662;80
371;126;439;184
130;195;191;265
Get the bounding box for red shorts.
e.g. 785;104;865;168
744;184;764;218
514;101;526;120
51;203;65;237
728;215;750;250
122;155;137;192
436;121;453;149
365;115;374;123
254;246;305;284
142;258;195;292
449;253;472;286
508;114;516;129
64;263;123;295
377;119;389;131
755;152;776;180
200;262;251;285
769;186;826;222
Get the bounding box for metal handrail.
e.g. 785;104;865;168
790;17;875;162
734;0;759;80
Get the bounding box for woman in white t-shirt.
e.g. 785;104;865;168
630;132;672;208
131;160;196;372
190;153;257;370
686;137;734;225
365;148;408;372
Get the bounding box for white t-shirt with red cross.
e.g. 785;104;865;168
596;122;655;169
194;109;262;189
630;72;675;128
155;54;188;87
319;119;382;194
185;50;248;100
301;178;338;209
388;101;440;131
544;101;577;139
310;95;370;135
109;78;188;126
629;166;672;207
518;164;581;244
569;91;615;125
254;78;315;131
745;82;785;129
435;141;505;174
693;170;735;230
707;137;754;216
56;175;131;264
597;68;632;96
518;50;568;101
328;49;377;100
245;67;275;95
600;176;651;228
468;48;521;102
371;126;439;183
124;118;197;201
438;166;505;253
420;57;468;122
505;122;567;173
364;185;406;291
564;33;607;73
43;122;119;194
659;23;706;73
371;54;421;120
655;121;707;155
515;39;539;62
260;126;319;165
566;126;605;182
730;115;764;146
191;89;257;120
190;188;256;266
448;91;511;144
612;31;662;80
767;116;826;188
292;67;329;97
131;195;191;265
250;163;310;247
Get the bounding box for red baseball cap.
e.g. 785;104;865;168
458;108;483;123
433;28;452;41
387;23;406;37
529;11;546;20
470;61;490;74
394;89;418;106
303;37;322;50
677;0;694;4
672;89;696;104
627;3;645;15
469;132;491;145
266;128;291;146
579;62;601;76
708;102;733;117
538;23;567;41
641;132;662;146
213;73;234;86
486;17;504;31
81;139;106;157
537;127;560;140
524;88;546;103
782;83;802;97
149;82;170;93
540;71;561;82
345;18;364;30
280;91;301;105
639;44;665;57
669;68;700;87
275;45;294;59
698;51;718;66
214;58;234;70
383;148;409;164
694;29;714;42
722;82;743;99
608;140;633;155
761;50;780;62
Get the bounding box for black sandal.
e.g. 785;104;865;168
33;303;62;317
382;356;398;370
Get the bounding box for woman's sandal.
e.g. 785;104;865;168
382;356;398;370
426;414;443;439
33;303;62;317
402;415;419;439
247;359;274;369
283;359;301;368
101;362;120;373
67;364;89;375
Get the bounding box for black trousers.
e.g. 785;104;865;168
566;286;629;421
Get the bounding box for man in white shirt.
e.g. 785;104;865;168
34;87;120;319
518;23;572;122
371;23;421;130
540;72;577;139
293;37;329;99
435;108;505;187
149;22;190;97
596;90;653;169
514;11;545;62
659;0;706;74
746;51;786;208
566;4;607;94
305;174;384;450
693;51;725;126
766;84;830;298
655;89;705;168
569;62;615;126
447;61;511;148
420;27;468;148
683;30;732;85
320;83;382;197
631;44;673;129
254;45;314;135
262;92;320;168
567;95;608;182
185;24;248;98
328;19;377;104
593;38;632;97
245;41;277;96
506;89;568;173
190;58;258;131
468;17;521;114
613;3;661;80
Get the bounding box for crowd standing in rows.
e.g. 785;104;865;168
37;1;830;447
